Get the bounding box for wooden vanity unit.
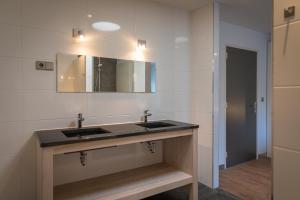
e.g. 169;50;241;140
36;120;199;200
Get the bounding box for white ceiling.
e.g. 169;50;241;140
151;0;209;10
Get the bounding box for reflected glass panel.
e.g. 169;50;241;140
57;53;156;93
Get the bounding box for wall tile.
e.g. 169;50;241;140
274;0;300;27
134;0;175;46
191;92;213;113
156;69;174;92
0;91;24;122
95;115;139;125
98;36;136;60
0;154;21;200
273;88;300;151
198;133;213;148
174;92;191;112
191;112;212;133
134;141;163;167
151;112;174;121
191;69;213;93
0;24;21;57
54;142;162;185
20;134;36;200
21;0;85;33
150;92;174;113
0;122;24;156
22;58;56;90
173;70;191;93
174;42;191;70
87;93;139;117
0;57;22;90
173;111;191;123
0;0;21;25
191;48;213;69
191;3;214;186
24;91;87;120
198;145;213;187
273;147;300;199
274;21;300;86
21;27;70;60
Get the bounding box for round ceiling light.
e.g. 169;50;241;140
92;21;121;32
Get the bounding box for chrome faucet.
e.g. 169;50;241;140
78;113;85;128
144;110;152;123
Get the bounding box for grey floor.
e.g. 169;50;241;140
143;183;240;200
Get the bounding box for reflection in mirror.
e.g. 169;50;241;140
57;53;156;93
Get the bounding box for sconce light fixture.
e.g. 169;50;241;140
72;28;85;41
137;39;146;50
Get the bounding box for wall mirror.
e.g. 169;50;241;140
57;53;156;93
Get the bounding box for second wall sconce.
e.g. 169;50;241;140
137;39;146;50
72;28;85;40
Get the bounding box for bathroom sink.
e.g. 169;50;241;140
136;122;176;129
62;128;111;138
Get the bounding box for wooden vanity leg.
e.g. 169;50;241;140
163;129;198;200
189;182;198;200
190;129;198;200
37;142;54;200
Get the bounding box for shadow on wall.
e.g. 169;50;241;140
0;134;37;200
0;120;77;200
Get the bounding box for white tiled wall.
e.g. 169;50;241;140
191;2;214;187
0;0;213;199
273;0;300;199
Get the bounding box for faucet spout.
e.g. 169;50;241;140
143;110;152;123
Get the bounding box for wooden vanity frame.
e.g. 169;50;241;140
37;128;198;200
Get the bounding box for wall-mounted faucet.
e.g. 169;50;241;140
144;110;152;123
78;113;85;128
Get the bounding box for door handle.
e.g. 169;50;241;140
247;102;257;113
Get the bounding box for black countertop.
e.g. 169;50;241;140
36;120;199;148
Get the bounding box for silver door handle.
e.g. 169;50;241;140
247;102;257;113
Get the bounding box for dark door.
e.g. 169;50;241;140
226;46;257;168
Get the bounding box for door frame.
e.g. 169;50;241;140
225;45;259;167
212;1;270;189
213;37;269;188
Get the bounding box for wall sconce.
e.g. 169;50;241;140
137;39;146;50
72;28;85;41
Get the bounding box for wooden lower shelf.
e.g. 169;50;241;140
54;163;193;200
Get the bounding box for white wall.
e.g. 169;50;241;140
218;21;268;166
0;0;214;199
273;1;300;199
191;2;214;187
212;1;220;188
0;0;190;199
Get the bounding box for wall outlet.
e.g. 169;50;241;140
36;61;54;71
